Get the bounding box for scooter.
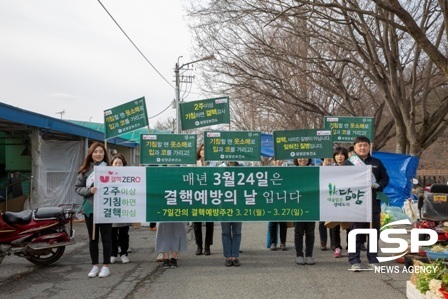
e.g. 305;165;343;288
0;205;76;265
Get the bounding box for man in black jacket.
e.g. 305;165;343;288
344;136;389;272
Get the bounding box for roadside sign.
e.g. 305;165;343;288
324;116;374;143
179;96;230;130
203;131;261;162
104;97;149;139
273;129;333;160
140;134;197;165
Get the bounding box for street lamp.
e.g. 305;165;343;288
174;54;214;133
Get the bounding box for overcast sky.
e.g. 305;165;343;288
0;0;206;127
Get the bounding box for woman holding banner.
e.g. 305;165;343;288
268;159;288;251
293;158;316;265
156;222;188;269
110;153;131;264
329;147;349;258
75;142;112;278
193;144;214;255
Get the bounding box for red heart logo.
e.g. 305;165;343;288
100;176;110;183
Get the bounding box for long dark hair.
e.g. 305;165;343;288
196;144;204;161
78;142;110;175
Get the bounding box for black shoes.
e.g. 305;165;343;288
204;246;211;256
170;258;178;268
163;259;171;269
195;246;203;255
232;258;240;267
225;258;233;267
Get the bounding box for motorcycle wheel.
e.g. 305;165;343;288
27;246;66;266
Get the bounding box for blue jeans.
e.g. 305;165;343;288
221;222;242;258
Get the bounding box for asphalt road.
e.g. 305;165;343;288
0;221;410;299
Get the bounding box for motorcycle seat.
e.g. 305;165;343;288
3;210;33;224
35;207;64;219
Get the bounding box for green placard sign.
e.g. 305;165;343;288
147;166;320;221
140;134;197;165
179;96;230;130
204;131;261;162
93;166;372;223
324;116;374;143
273;129;333;160
104;97;149;139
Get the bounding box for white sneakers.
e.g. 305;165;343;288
121;255;130;264
111;255;130;264
88;266;100;278
98;266;110;278
88;266;110;278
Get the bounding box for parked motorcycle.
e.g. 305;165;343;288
0;205;76;265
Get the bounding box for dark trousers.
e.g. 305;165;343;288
330;225;341;249
85;214;112;265
193;222;214;247
318;221;327;244
269;222;287;245
111;226;130;257
294;222;315;257
348;212;381;264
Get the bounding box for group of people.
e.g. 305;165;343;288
76;135;389;276
75;142;131;278
268;136;389;271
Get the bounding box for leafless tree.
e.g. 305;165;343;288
186;0;448;156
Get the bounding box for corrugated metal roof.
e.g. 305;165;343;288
0;102;138;147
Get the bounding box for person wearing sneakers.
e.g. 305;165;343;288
193;144;214;256
156;222;188;269
293;158;316;265
343;136;389;271
319;158;334;252
269;159;288;251
75;142;112;278
330;147;349;258
347;146;367;252
222;221;243;267
110;153;131;264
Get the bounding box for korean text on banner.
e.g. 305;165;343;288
93;166;147;223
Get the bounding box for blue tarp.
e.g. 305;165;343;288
261;133;274;157
260;133;420;207
372;151;419;207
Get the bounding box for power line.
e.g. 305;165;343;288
148;103;172;119
97;0;175;90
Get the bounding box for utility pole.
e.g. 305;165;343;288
174;54;214;133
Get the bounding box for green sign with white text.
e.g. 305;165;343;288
147;166;319;221
104;97;149;139
204;131;261;162
324;116;374;143
179;96;230;130
273;129;333;160
93;166;372;223
140;134;197;165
